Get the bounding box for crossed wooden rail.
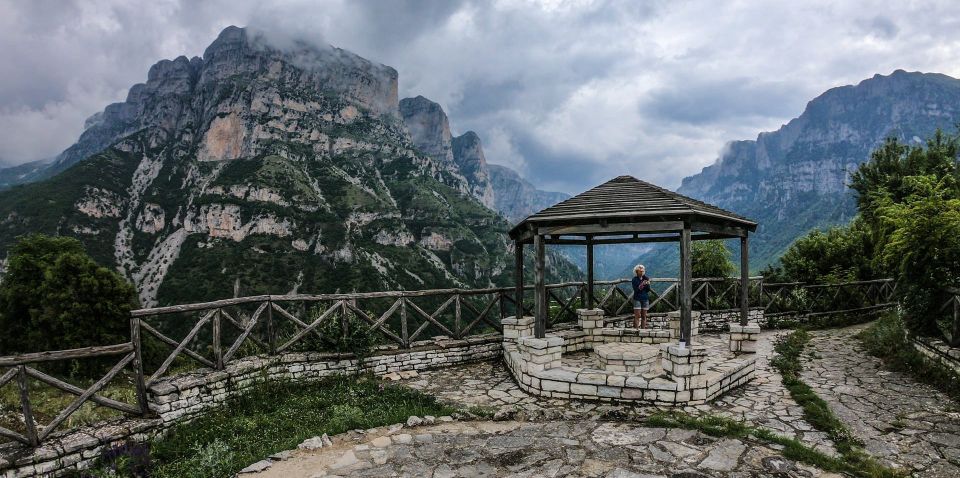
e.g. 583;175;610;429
0;343;146;446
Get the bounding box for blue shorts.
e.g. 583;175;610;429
633;298;649;310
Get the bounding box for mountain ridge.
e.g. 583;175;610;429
0;26;578;307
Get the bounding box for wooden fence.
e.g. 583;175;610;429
0;342;146;447
0;276;896;447
939;287;960;347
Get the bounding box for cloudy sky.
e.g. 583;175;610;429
2;0;959;193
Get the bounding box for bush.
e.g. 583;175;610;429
777;220;876;283
0;234;139;375
691;240;735;278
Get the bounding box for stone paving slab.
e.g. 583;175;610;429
801;324;960;477
247;419;839;478
403;332;834;454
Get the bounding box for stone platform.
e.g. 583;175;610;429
502;310;758;406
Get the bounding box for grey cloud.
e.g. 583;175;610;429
641;77;807;126
1;0;959;195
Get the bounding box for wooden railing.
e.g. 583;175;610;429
760;278;897;316
0;343;146;447
0;276;897;447
939;287;960;347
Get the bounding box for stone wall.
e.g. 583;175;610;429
912;337;960;376
0;334;501;478
606;308;764;333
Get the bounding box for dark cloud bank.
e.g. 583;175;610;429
1;0;958;193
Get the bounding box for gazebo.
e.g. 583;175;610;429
508;175;758;343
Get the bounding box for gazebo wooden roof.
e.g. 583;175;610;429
509;175;758;342
509;175;757;244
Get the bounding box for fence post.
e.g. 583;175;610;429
953;295;960;348
130;317;149;416
454;294;462;339
17;365;38;446
267;300;276;355
213;309;223;369
498;291;506;323
400;298;409;347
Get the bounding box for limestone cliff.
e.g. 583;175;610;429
0;26;579;307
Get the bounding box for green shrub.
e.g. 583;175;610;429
0;234;138;376
691;240;735;278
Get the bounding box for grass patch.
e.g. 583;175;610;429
858;312;960;402
81;375;454;478
769;329;905;478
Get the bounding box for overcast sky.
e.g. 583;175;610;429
2;0;959;193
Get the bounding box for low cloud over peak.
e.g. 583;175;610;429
1;0;959;192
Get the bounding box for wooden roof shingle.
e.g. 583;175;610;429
508;175;757;239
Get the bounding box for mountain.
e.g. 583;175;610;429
676;70;960;270
0;26;578;307
398;95;569;223
487;164;569;223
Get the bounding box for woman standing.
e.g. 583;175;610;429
631;264;651;328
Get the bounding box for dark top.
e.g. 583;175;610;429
632;274;651;300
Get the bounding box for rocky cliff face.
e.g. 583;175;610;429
677;70;960;267
397;95;568;222
0;26;579;307
488;164;569;222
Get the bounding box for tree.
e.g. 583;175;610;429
877;176;960;336
778;219;876;283
0;234;138;374
691;240;735;278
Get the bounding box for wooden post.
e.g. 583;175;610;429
680;226;693;345
212;310;223;370
953;295;960;348
586;235;595;309
534;234;546;338
454;294;462;339
514;241;524;318
130;317;149;415
740;235;750;326
400;298;409;347
17;365;38;446
267;300;277;355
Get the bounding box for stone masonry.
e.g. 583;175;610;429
1;334;502;478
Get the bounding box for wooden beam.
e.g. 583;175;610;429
515;241;524;318
534;234;546;338
586;236;595;309
690;221;747;237
740;235;750;326
680;226;693;345
0;343;134;367
539;221;684;237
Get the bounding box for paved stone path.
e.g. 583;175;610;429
250;420;838;478
403;332;834;454
802;324;960;477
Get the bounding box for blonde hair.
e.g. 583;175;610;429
633;264;645;275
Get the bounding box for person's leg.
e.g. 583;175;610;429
633;300;641;328
640;306;648;329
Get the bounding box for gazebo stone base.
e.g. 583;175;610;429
667;310;701;340
595;342;659;372
503;337;755;405
728;323;761;353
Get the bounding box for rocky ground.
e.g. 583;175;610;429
802;325;960;477
244;327;960;477
251;420;835;478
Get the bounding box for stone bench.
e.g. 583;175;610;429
597;327;671;344
595;342;659;373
